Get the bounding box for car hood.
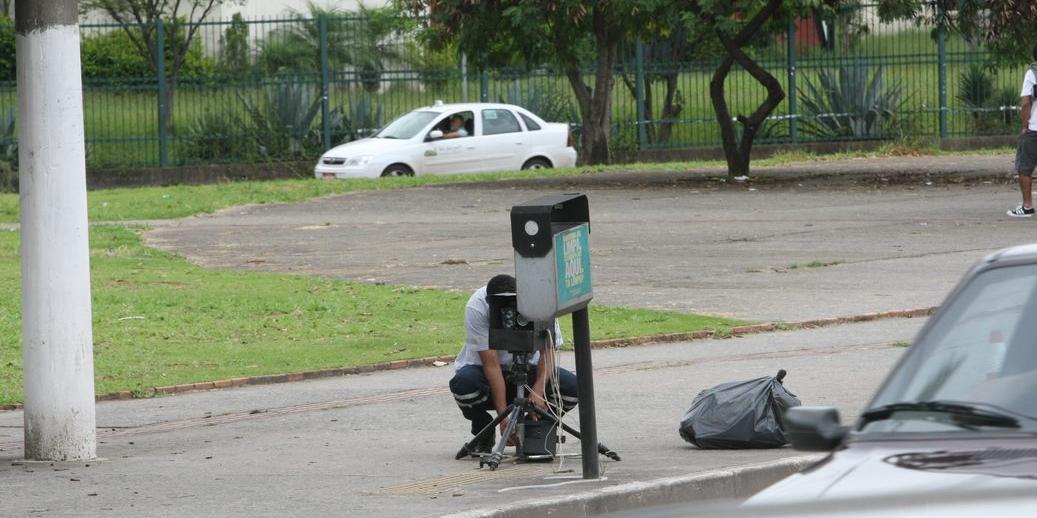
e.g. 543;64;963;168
322;138;409;158
748;438;1037;504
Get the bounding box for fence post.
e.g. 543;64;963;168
156;18;169;167
461;53;469;102
634;38;646;150
937;8;948;139
786;17;798;144
480;68;489;102
319;14;331;151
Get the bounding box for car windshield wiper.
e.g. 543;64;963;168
861;400;1020;429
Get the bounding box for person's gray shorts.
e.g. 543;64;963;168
1016;130;1037;176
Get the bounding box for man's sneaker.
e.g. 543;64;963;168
470;432;495;457
1008;206;1036;218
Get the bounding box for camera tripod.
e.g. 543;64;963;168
454;353;621;471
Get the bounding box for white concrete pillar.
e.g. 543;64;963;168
16;0;97;461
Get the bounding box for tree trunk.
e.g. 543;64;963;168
709;55;749;176
643;79;656;144
563;7;618;165
701;0;786;178
657;73;681;144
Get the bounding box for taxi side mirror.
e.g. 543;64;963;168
785;406;847;451
428;130;444;140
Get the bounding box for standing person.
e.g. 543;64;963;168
448;274;579;456
1010;47;1037;217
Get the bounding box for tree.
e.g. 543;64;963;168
400;0;662;165
80;0;241;134
878;0;1036;65
685;0;791;178
220;12;250;76
617;8;718;146
0;15;13;82
260;3;410;93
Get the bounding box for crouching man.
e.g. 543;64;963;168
449;274;578;456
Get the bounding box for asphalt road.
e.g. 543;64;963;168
147;161;1026;322
0;319;919;517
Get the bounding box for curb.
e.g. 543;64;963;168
442;455;825;518
0;306;936;412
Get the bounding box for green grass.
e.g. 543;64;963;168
0;226;743;405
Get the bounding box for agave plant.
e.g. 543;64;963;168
798;64;908;138
239;81;322;159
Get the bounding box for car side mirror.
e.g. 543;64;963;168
784;406;847;451
428;130;444;141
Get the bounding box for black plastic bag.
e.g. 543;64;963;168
679;370;801;449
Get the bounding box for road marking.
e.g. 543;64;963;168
368;464;548;496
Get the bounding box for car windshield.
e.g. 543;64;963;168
374;110;439;139
862;264;1037;434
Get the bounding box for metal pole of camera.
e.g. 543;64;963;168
572;306;599;479
511;193;609;479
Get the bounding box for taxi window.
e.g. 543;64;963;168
482;109;522;135
520;113;542;131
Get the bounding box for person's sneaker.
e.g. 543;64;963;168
470;432;496;457
1008;206;1036;218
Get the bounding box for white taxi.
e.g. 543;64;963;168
314;102;577;178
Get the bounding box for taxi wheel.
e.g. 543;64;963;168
381;164;414;177
521;158;552;170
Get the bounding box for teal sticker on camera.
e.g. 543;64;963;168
554;223;592;308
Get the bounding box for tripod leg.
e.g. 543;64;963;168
481;406;522;471
456;405;513;460
540;413;621;462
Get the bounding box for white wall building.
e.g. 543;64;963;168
214;0;388;20
78;0;389;25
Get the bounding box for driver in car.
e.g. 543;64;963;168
443;114;469;139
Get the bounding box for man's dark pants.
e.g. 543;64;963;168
449;364;578;435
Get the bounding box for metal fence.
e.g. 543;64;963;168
0;4;1025;170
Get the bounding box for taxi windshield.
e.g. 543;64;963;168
375;110;439;140
862;264;1037;433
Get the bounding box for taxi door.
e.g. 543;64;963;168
422;112;482;175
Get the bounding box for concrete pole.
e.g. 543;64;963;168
16;0;97;461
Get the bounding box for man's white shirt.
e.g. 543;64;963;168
1021;68;1037;131
454;286;563;370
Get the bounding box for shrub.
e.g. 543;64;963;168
185;110;247;162
0;16;13;82
954;65;1019;133
80;26;216;80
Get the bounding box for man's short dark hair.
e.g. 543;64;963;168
487;274;515;295
1032;44;1037;61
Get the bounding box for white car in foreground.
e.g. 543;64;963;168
314;102;577;179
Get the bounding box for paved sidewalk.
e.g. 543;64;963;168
0;318;921;517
